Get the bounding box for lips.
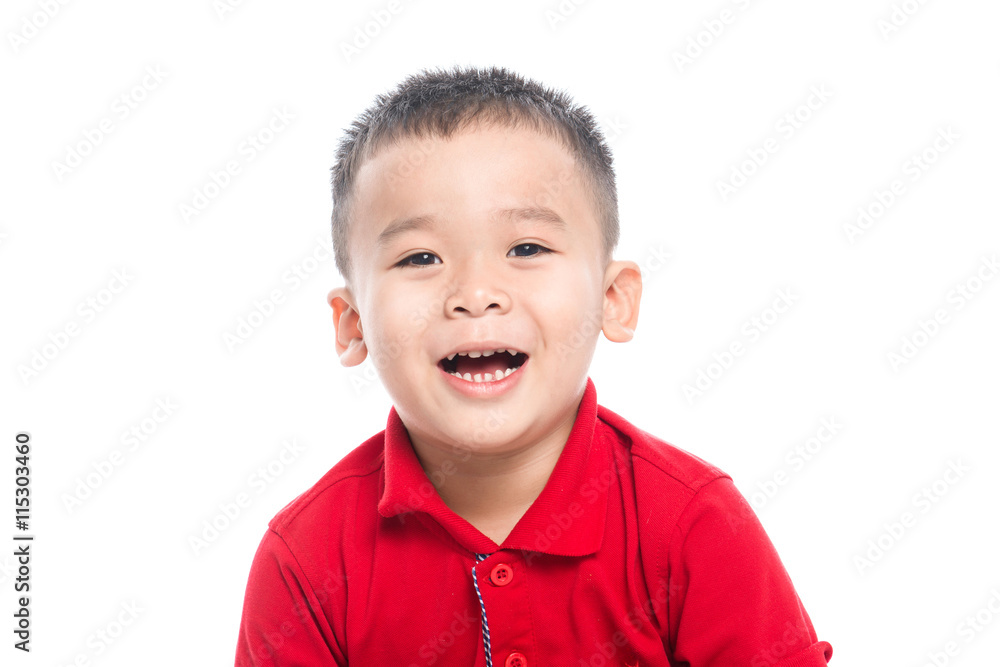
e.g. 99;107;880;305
439;348;529;383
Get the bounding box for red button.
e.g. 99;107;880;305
504;652;527;667
489;563;513;586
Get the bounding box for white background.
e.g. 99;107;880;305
2;0;999;664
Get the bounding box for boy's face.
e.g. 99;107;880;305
329;123;640;459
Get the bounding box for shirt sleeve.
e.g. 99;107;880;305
235;528;346;667
665;477;833;666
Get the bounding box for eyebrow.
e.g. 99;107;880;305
376;206;567;248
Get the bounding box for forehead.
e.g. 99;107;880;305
350;124;598;243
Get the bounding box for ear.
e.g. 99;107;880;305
327;287;368;367
601;260;642;343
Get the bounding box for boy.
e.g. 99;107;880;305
235;66;832;666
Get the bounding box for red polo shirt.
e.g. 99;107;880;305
235;378;832;666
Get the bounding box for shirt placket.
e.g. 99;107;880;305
471;552;530;667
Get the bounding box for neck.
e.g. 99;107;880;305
412;408;578;544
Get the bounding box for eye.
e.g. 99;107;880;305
396;252;441;268
508;243;552;258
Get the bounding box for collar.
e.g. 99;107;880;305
378;377;609;556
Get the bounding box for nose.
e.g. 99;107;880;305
443;262;511;317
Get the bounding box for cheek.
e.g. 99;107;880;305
364;323;413;373
362;291;422;367
373;274;456;333
560;307;605;355
531;267;604;350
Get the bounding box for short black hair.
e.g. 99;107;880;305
330;65;619;284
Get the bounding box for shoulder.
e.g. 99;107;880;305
596;402;744;538
597;403;731;497
597;403;760;584
266;428;386;543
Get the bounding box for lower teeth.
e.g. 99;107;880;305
451;367;519;383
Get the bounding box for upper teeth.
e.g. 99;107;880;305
446;349;519;361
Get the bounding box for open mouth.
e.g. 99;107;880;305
439;348;529;383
